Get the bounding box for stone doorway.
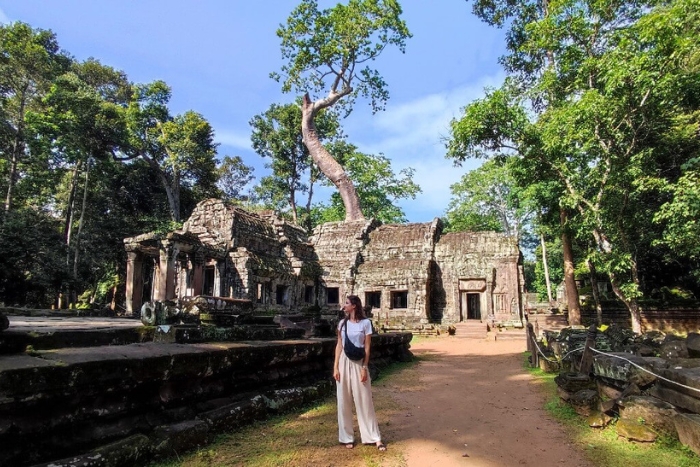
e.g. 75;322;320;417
460;292;482;321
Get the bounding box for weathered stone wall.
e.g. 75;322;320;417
355;222;439;326
309;219;380;313
126;201;524;329
433;231;522;324
0;333;412;467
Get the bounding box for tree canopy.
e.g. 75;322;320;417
274;0;411;221
447;0;700;331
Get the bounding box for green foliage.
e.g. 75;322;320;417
249;102;340;226
0;22;230;308
453;0;700;315
445;156;533;239
310;143;420;225
216;155;255;203
274;0;411;115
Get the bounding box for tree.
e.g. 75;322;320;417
274;0;411;221
0;22;71;215
454;0;700;333
124;81;219;222
249;102;340;225
445;157;533;239
217;155;255;203
311;141;420;225
27;65;129;305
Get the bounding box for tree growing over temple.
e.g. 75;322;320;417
273;0;411;221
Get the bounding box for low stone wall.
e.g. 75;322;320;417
577;307;700;334
0;333;412;467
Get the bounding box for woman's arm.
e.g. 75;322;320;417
333;329;342;381
360;334;371;383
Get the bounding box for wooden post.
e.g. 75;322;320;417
579;324;598;376
527;323;539;368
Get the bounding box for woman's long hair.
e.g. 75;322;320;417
347;295;366;320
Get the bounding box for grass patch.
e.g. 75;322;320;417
149;360;416;467
523;352;700;467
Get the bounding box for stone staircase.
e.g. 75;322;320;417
452;321;488;339
452;320;529;341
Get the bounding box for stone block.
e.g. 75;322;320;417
687;333;700;358
616;418;657;442
596;380;622;401
152;419;210;458
30;434;151;467
656;366;700;399
569;389;599;416
674;413;700;456
618;395;678;436
648;385;700;414
599;399;617;415
554;372;595;392
588;410;613;428
593;353;665;387
660;340;689;359
199;396;268;432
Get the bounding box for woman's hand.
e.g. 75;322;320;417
360;366;368;383
334;367;340;382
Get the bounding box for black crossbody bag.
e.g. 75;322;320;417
342;318;366;361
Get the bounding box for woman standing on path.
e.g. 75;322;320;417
333;295;386;451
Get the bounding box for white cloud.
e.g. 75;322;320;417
0;8;11;25
214;129;251;151
347;72;506;222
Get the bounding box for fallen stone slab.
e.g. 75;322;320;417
618;395;678;436
675;413;700;456
648;385;700;414
616;418;658;442
593;353;667;387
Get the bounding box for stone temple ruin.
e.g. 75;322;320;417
124;199;524;331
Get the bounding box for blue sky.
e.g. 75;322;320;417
0;1;506;223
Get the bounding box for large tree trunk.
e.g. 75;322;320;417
301;94;364;222
587;259;603;326
72;163;90;301
561;208;581;325
148;157;180;222
4;90;28;216
540;231;553;303
591;227;643;333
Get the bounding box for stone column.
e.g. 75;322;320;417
485;278;494;319
192;252;204;296
154;241;177;301
125;251;144;315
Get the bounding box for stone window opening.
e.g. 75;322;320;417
326;287;340;305
203;266;215;296
276;285;288;305
256;283;263;303
304;285;314;303
390;291;408;309
365;291;381;309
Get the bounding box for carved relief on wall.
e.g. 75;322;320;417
459;279;486;292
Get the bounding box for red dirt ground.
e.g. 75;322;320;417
378;337;594;467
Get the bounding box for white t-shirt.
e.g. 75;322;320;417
338;318;373;349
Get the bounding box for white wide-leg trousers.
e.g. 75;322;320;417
336;353;381;444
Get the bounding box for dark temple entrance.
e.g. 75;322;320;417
464;293;481;320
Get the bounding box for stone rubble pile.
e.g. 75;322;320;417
538;327;700;455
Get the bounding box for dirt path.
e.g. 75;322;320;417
377;337;594;467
